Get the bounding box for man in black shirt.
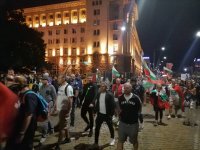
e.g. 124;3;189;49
80;76;98;137
117;82;142;150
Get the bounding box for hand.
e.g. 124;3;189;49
89;104;94;107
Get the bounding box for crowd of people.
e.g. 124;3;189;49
0;68;200;150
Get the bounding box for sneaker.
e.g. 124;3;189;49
167;115;171;120
60;138;71;144
40;137;47;143
109;138;115;146
88;130;93;137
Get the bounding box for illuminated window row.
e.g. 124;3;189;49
47;28;85;36
47;48;85;57
26;9;86;28
92;0;102;6
47;37;85;44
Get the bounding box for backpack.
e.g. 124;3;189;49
23;91;48;122
64;83;74;97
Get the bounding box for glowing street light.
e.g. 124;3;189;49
161;47;165;51
196;31;200;37
163;56;167;60
184;68;187;72
121;26;126;31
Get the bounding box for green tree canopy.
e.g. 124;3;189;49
0;5;46;70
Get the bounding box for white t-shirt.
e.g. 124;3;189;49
57;82;73;111
124;93;133;102
99;93;106;114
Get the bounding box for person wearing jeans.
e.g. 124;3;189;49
39;76;57;143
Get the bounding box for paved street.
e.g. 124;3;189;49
35;104;200;150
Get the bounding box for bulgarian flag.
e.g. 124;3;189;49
143;60;163;84
112;66;120;77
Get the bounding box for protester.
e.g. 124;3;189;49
92;82;115;146
5;76;38;150
39;75;57;143
117;82;142;150
54;74;73;150
80;76;98;137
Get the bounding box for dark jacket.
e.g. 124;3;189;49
95;91;115;116
81;82;98;107
118;93;141;124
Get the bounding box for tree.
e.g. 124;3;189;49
0;4;46;70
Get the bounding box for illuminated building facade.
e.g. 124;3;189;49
23;0;143;74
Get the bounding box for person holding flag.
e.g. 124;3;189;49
150;84;169;126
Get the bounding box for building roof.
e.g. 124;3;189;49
4;0;78;9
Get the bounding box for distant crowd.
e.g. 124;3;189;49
0;68;200;150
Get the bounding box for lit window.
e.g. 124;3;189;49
57;14;61;18
56;39;60;44
63;48;68;55
64;38;68;43
56;30;60;35
56;49;60;56
65;13;69;17
64;29;68;34
80;37;84;42
49;15;53;19
48;30;52;36
80;27;85;33
113;34;118;40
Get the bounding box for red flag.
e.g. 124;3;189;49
0;83;18;142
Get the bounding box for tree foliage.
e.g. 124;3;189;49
0;5;46;70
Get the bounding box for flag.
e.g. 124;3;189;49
142;60;157;81
112;66;120;77
0;83;18;142
143;60;164;84
163;66;173;74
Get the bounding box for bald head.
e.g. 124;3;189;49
124;82;132;95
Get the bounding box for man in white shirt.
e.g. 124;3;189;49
90;82;115;146
55;74;73;150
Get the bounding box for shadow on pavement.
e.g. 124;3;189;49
74;143;110;150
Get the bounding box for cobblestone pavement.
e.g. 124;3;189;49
35;104;200;150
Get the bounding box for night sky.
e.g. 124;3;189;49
1;0;200;72
136;0;200;71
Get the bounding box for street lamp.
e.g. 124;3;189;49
121;26;126;31
161;47;165;51
153;47;166;69
184;68;187;72
196;31;200;37
163;56;167;60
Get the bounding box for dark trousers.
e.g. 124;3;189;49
155;108;163;121
70;97;77;126
95;113;114;144
81;106;94;130
139;113;143;123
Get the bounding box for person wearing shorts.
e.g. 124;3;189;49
117;82;142;150
54;75;73;150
